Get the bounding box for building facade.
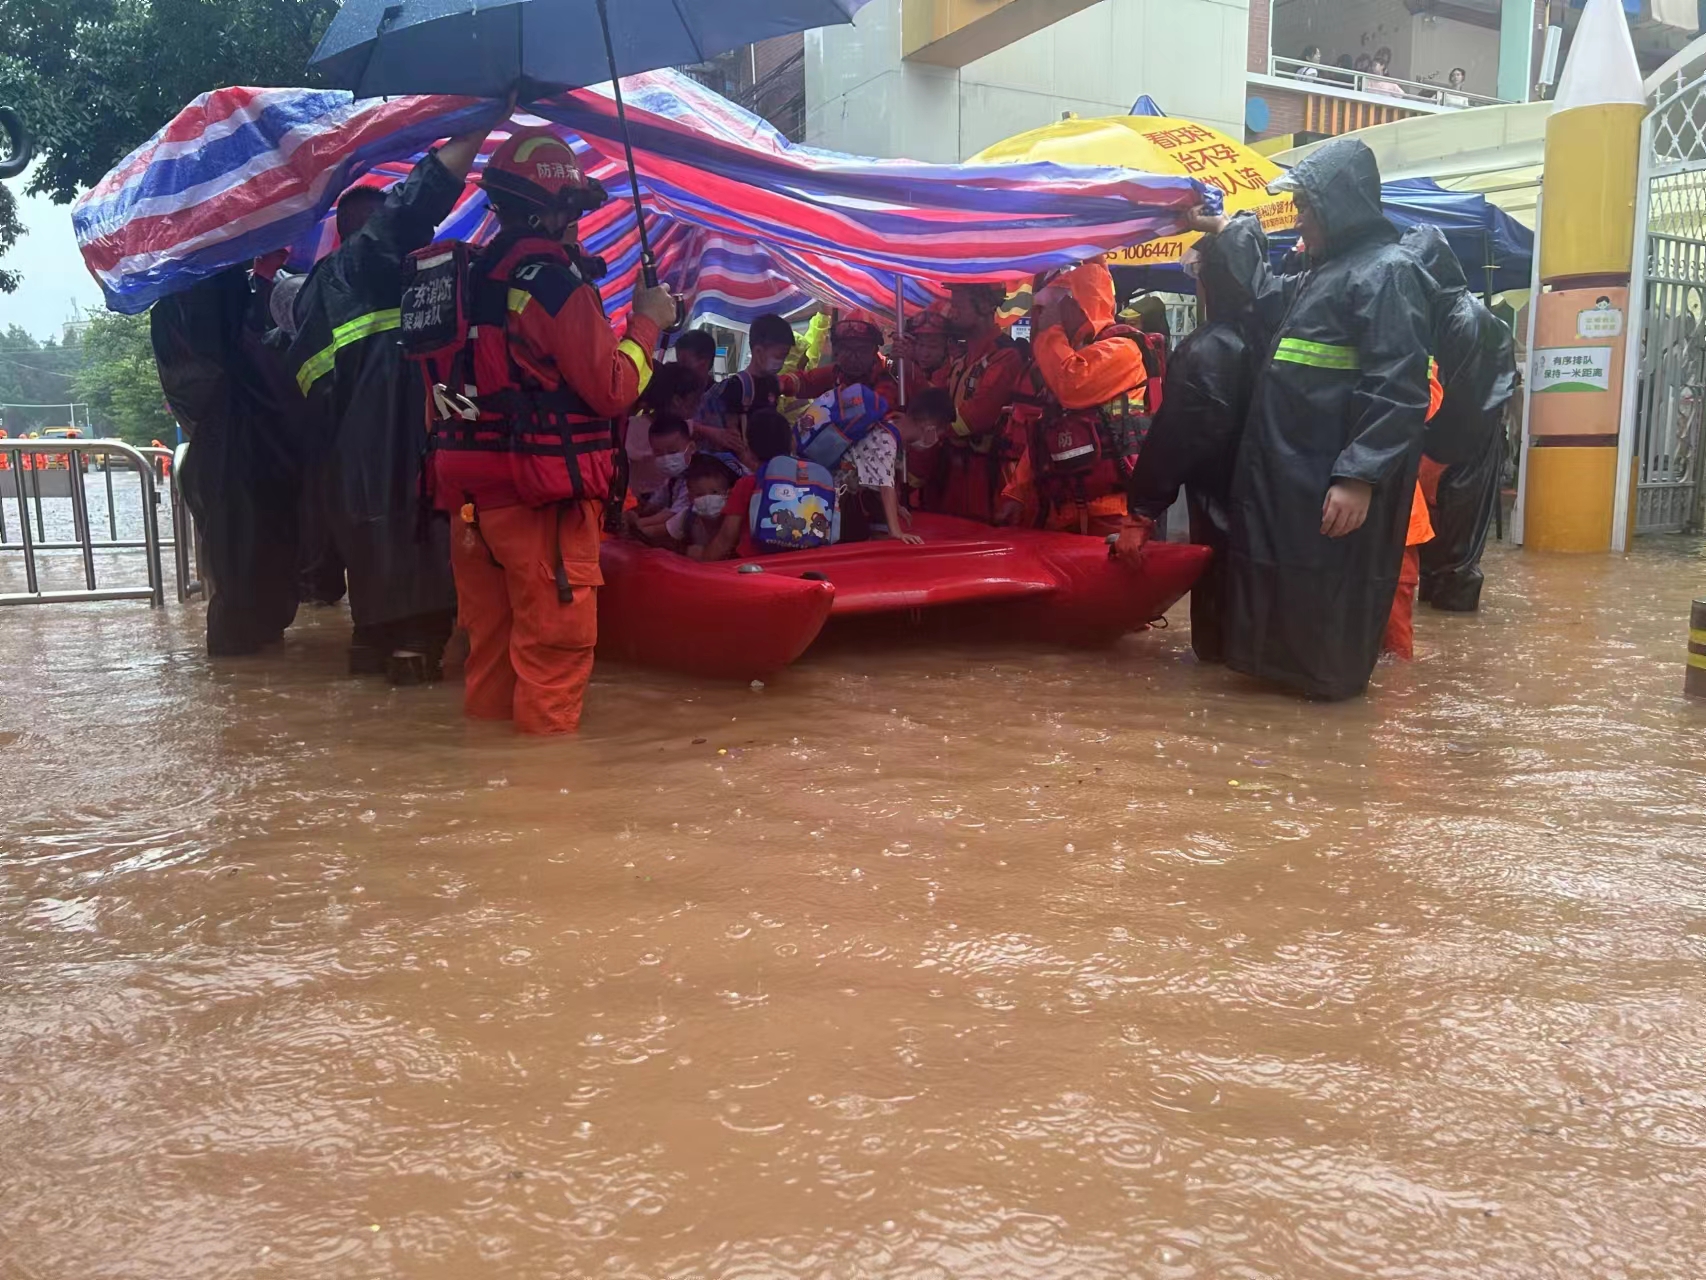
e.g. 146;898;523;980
801;0;1699;159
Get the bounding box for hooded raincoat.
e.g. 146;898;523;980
1402;227;1517;612
1125;238;1261;663
152;267;304;655
1202;138;1433;700
287;152;463;653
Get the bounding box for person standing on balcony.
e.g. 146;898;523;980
1297;46;1324;80
1441;68;1471;108
1187;137;1433;701
1365;51;1406;98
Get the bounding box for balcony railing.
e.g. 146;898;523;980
1267;56;1506;111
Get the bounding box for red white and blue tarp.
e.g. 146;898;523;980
75;69;1219;325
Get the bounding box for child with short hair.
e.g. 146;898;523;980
697;410;798;562
625;414;696;545
672;329;718;385
836;387;954;545
624;363;707;498
677;454;738;554
700;313;796;466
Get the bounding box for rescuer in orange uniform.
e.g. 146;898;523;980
428;129;675;734
779;315;900;407
933;283;1025;522
998;261;1147;534
1382;361;1446;660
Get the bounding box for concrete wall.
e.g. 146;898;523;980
1410;14;1501;97
806;0;1251;162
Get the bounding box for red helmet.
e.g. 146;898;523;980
481;128;608;219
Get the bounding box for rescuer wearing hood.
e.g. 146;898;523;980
1401;226;1518;612
288;125;488;684
1191;137;1434;700
1121;237;1263;663
423;129;675;735
997;260;1148;535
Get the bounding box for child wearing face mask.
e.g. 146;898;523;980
675;455;738;553
626;415;695;545
699;313;796;464
623;363;709;499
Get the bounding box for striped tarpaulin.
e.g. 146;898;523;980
75;69;1219;325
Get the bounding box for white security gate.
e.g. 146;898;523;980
1629;72;1706;534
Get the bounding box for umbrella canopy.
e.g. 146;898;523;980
972;115;1297;273
310;0;873;99
73;71;1220;319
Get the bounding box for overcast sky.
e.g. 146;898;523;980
1;167;107;341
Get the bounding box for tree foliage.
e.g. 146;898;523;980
73;310;176;444
0;322;83;433
0;184;20;293
0;0;337;286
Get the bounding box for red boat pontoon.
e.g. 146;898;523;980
598;515;1209;681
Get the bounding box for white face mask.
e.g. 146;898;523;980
751;351;786;376
692;493;728;518
655;451;690;477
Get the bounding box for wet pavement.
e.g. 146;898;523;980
3;533;1706;1279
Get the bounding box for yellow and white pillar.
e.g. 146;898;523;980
1520;0;1646;553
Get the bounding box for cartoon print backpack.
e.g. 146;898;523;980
793;384;890;471
749;455;839;552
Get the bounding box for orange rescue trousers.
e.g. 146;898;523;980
451;500;603;735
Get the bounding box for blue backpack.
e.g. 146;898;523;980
794;384;891;471
749;455;839;553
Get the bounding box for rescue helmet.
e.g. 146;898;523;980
831;314;884;346
907;309;951;336
481;128;609;221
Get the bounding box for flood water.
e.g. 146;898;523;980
4;529;1706;1279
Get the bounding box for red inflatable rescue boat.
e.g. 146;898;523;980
598;514;1210;681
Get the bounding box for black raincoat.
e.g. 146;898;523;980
287;152;462;653
1402;226;1517;612
1202;138;1433;700
1126;237;1260;663
151;267;304;656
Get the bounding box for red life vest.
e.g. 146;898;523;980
408;235;618;512
1005;323;1147;522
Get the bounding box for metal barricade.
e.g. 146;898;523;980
0;438;200;608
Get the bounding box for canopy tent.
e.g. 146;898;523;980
74;70;1219;325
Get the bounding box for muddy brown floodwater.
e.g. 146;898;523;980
4;536;1706;1279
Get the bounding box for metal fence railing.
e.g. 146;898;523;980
1268;56;1505;110
0;438;201;607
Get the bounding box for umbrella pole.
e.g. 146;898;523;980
594;0;659;289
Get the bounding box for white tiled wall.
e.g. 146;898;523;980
806;0;1252;163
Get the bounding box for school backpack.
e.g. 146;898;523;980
748;454;839;553
793;383;891;471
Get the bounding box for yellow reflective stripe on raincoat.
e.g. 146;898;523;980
1274;337;1360;372
294;308;403;394
617;338;654;398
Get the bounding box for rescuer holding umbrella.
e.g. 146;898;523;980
427;128;676;734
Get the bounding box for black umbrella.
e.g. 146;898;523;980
309;0;875;284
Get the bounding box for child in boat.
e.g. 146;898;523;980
700;313;793;458
676;455;739;554
834;387;954;545
626;414;695;545
696;410;805;562
671;329;718;387
624;363;707;498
